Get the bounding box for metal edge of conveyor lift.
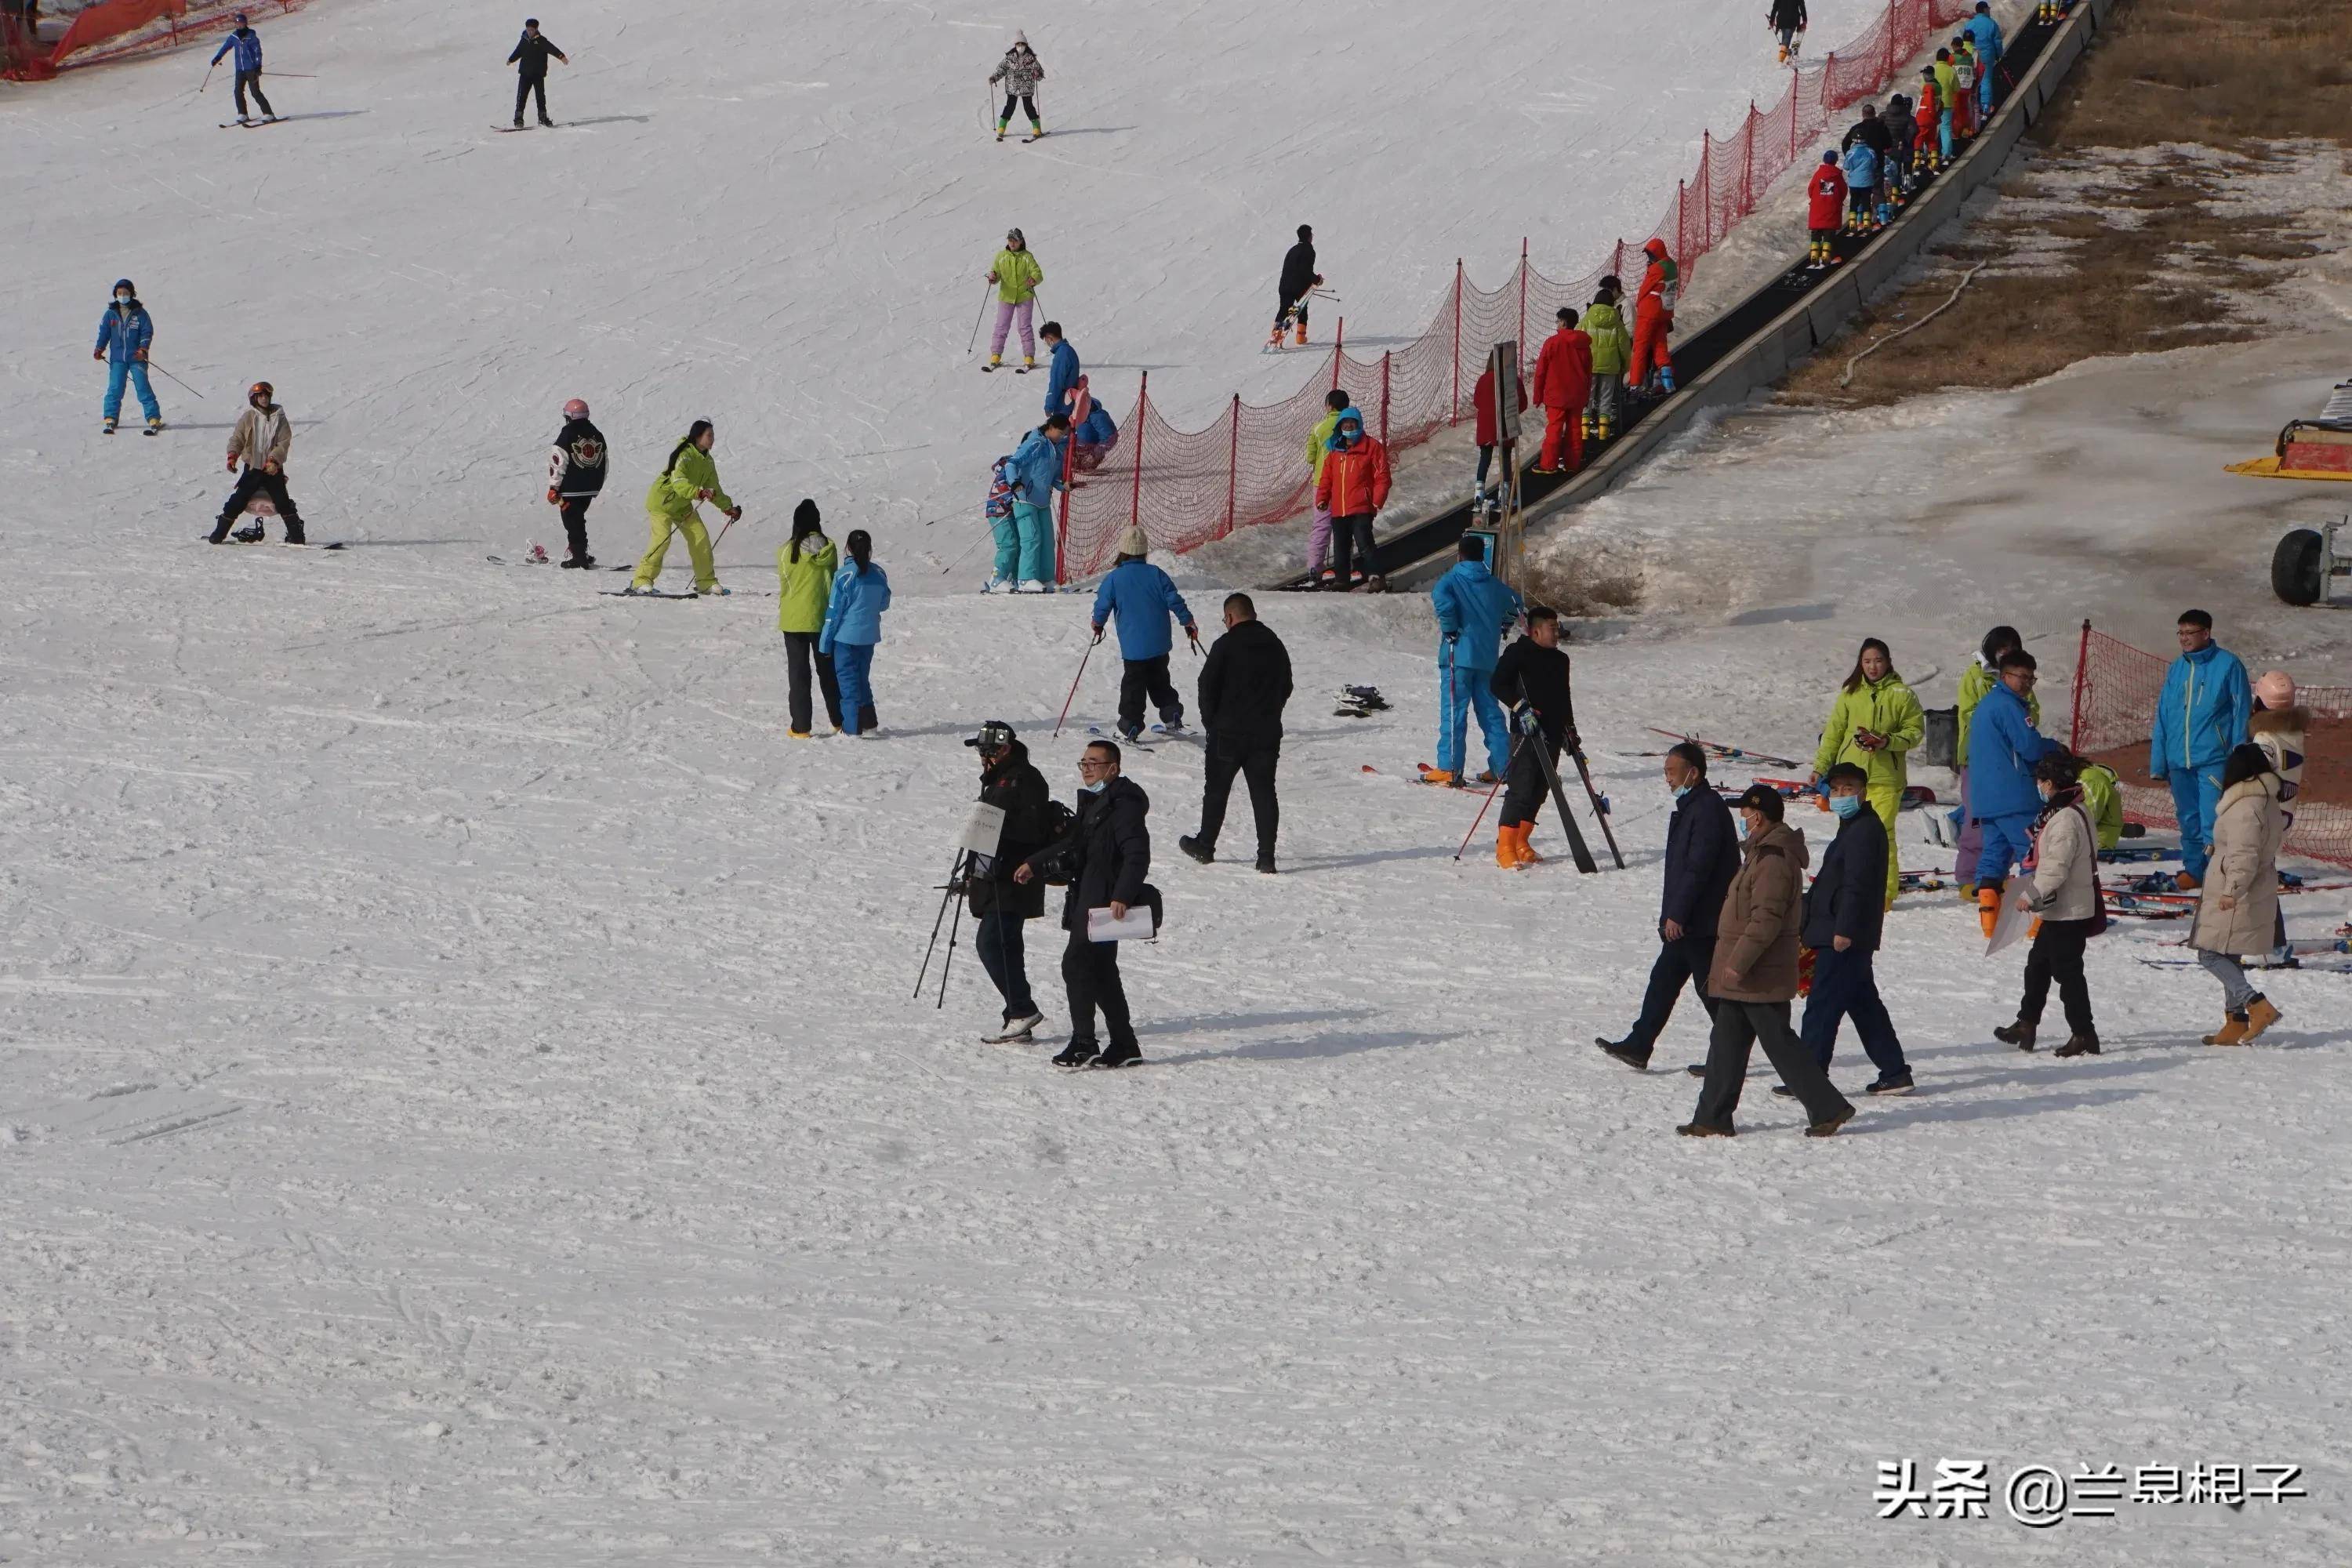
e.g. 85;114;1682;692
1268;0;2096;597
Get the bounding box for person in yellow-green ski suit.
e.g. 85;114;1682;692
1809;637;1924;905
630;419;738;596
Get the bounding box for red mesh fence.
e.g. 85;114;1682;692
2069;623;2352;870
2;0;310;80
1059;0;1980;579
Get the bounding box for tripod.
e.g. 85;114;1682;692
913;848;972;1009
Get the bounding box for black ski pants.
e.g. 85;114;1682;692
1274;289;1310;331
1499;735;1558;829
1117;655;1181;737
978;911;1036;1021
214;467;303;537
234;67;274;119
782;631;844;734
2018;917;2096;1036
1062;930;1136;1051
1693;1000;1854;1131
558;495;593;561
1327;512;1377;583
516;73;550;124
1000;93;1039;125
1198;741;1279;861
1621;933;1718;1059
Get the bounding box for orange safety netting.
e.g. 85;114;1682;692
2068;623;2352;870
2;0;309;80
1058;0;1982;581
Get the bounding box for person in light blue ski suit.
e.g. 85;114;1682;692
1040;321;1080;418
210;14;274;122
1091;528;1197;739
1840;141;1879;232
818;528;892;735
1963;2;2003;118
1427;535;1523;785
93;279;162;432
2151;608;2251;884
994;413;1068;593
1966;648;2060;898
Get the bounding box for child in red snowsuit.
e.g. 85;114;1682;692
1627;238;1678;396
1528;309;1592;474
1806;151;1847;267
1914;77;1942;172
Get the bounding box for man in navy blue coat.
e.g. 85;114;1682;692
1795;762;1911;1094
1598;742;1739;1070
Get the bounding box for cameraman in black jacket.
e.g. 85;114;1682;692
966;722;1054;1044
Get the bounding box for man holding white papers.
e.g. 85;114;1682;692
1015;739;1152;1069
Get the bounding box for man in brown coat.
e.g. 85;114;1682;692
1682;785;1857;1137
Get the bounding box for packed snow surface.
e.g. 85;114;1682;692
5;1;2351;1563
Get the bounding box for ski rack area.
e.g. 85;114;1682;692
1284;0;2110;594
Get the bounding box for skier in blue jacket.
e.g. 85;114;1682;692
1963;2;2002;118
1090;529;1197;739
1840;142;1879;232
209;13;275;124
818;529;892;735
92;279;162;434
1423;534;1523;786
1039;322;1080;418
996;413;1069;593
1966;647;2060;930
2150;608;2250;884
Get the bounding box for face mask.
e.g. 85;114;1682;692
1740;816;1757;839
1831;793;1863;820
1671;783;1693;800
116;294;132;305
2037;783;2056;803
1080;778;1107;795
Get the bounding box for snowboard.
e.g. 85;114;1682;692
600;587;697;599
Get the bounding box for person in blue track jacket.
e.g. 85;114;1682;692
818;529;892;736
1000;413;1069;593
1422;535;1522;786
92;279;161;434
1039;322;1080;418
1966;646;2061;932
1090;529;1196;740
210;13;275;123
1964;2;2003;118
2151;608;2250;886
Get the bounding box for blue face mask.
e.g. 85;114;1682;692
1080;778;1107;795
1831;793;1864;820
1671;783;1693;800
2037;783;2056;803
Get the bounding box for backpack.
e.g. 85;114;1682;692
1038;797;1080;884
985;456;1016;522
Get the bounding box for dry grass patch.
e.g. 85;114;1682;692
2045;0;2352;147
1522;556;1642;619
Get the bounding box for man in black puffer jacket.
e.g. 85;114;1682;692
965;722;1054;1045
1797;761;1911;1094
1017;739;1152;1069
1597;741;1738;1069
1182;593;1293;873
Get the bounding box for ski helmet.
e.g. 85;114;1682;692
562;397;590;419
248;380;274;402
113;278;135;296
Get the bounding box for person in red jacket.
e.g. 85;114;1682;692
1628;238;1679;397
1806;150;1847;268
1313;407;1392;589
1472;358;1527;509
1528;307;1592;475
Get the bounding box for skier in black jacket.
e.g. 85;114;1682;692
1797;761;1912;1093
965;722;1055;1044
1487;606;1577;866
1269;224;1321;347
1015;739;1152;1069
1598;742;1738;1069
546;397;606;567
1841;102;1894;160
507;17;568;129
1181;593;1293;873
1768;0;1808;61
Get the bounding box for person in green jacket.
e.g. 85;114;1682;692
2078;760;2125;852
631;419;739;596
1809;637;1925;904
1305;387;1348;579
985;228;1046;372
1951;624;2039;895
1579;280;1632;439
778;499;843;736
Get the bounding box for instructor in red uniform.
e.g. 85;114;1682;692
1528;308;1592;476
1628;238;1679;397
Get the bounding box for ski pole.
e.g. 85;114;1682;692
200;61;216;94
913;849;967;1000
144;361;207;398
940;522;993;575
1051;635;1098;739
710;506;746;554
966;283;993;355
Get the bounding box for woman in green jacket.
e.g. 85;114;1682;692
631;419;739;596
1810;637;1926;904
985;228;1045;372
778;499;842;736
1579;281;1632;439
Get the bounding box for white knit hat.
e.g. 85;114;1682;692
1013;29;1029;45
1119;527;1149;558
